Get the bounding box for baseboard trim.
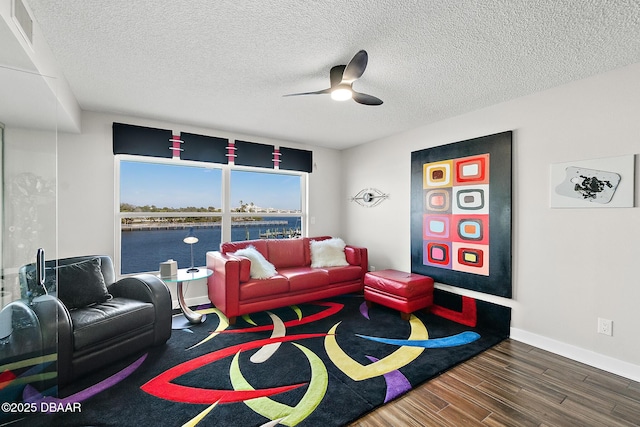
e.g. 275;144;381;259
510;328;640;382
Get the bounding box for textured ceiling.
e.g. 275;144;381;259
26;0;640;149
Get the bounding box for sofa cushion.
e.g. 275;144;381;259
56;257;111;309
280;267;330;292
320;265;363;283
267;239;306;268
222;240;269;259
232;246;277;279
239;276;290;300
70;297;154;350
310;238;349;268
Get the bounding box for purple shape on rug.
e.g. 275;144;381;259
23;354;148;412
359;301;370;320
365;356;412;402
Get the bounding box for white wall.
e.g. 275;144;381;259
56;111;344;307
341;62;640;380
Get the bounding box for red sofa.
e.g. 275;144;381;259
206;236;368;324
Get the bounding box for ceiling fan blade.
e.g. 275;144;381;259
342;50;368;82
285;50;379;104
352;91;383;106
283;88;331;97
330;65;346;88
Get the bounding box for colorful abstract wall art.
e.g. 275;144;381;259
550;154;635;208
411;131;513;298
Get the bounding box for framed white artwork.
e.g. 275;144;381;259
550;154;635;208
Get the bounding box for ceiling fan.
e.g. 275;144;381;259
284;50;383;106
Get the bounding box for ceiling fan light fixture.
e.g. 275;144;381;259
284;50;382;105
331;86;352;101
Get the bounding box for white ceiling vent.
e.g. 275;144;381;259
12;0;33;46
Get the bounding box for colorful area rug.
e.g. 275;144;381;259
26;293;508;426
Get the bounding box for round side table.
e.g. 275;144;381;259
161;267;212;328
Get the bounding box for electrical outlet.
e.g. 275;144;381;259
597;318;613;336
370;265;376;272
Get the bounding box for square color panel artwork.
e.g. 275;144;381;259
411;132;512;298
422;153;490;276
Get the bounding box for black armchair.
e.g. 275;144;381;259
19;255;171;387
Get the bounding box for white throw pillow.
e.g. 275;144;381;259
233;246;277;279
310;238;349;268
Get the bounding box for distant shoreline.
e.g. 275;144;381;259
121;220;289;232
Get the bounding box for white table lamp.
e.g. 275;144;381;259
183;228;199;273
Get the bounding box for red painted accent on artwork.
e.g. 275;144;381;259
427;243;450;265
430;296;477;327
141;333;327;404
453;154;490;185
451;215;489;245
458;248;484;267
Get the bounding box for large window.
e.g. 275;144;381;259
118;159;223;274
117;157;306;275
229;170;302;241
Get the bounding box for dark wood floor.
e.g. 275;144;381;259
349;339;640;426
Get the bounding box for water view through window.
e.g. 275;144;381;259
119;160;303;274
120;217;302;274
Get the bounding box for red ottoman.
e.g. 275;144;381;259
364;269;434;320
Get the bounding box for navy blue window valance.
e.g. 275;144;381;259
113;122;312;172
180;132;228;163
233;140;274;168
112;123;173;158
279;146;313;173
